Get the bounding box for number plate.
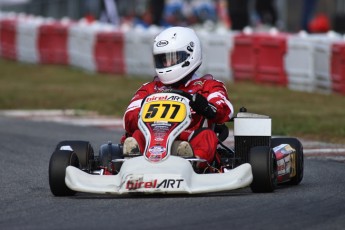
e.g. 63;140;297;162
141;101;186;123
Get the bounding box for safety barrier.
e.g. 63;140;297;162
311;32;343;93
124;28;158;76
1;12;345;96
231;30;288;86
331;41;345;95
16;17;44;64
254;32;288;86
38;21;69;65
198;30;234;81
231;32;257;81
0;18;17;60
95;30;125;74
68;22;98;72
285;32;316;92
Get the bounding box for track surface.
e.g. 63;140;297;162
1;116;345;230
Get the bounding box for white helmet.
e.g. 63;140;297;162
153;27;202;85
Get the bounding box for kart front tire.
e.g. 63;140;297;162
271;137;304;185
249;146;277;193
56;140;94;170
49;150;79;196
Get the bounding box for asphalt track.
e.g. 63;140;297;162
1;116;345;230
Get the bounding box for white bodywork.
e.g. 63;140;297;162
234;112;271;136
65;156;253;194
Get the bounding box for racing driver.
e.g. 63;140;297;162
122;26;234;167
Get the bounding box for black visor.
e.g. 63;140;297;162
154;51;190;69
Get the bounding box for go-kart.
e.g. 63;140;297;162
49;90;304;196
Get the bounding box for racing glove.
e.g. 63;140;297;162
189;93;217;119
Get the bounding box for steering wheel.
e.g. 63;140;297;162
162;89;193;101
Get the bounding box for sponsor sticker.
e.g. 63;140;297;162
149;146;166;155
156;40;169;47
125;176;185;190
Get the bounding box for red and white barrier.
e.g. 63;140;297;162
231;29;288;86
38;21;69;65
285;32;316;92
94;29;125;74
254;31;288;86
124;28;158;76
1;12;345;96
16;16;44;63
331;41;345;95
68;21;99;72
0;16;17;60
311;32;343;94
231;31;257;81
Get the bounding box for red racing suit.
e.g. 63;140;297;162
123;74;234;163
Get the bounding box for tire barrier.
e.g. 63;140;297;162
1;12;345;96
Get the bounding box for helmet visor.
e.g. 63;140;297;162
154;51;190;69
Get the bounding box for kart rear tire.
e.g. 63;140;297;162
56;140;94;170
271;137;304;185
249;146;277;193
49;150;79;196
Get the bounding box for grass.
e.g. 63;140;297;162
0;58;344;143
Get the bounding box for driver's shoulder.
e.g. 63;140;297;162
200;74;215;81
140;76;161;88
194;74;225;87
189;74;214;85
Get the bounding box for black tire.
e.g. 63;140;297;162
249;146;277;193
49;150;79;196
271;137;304;185
55;141;94;170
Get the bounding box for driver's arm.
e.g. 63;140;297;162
123;83;152;135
